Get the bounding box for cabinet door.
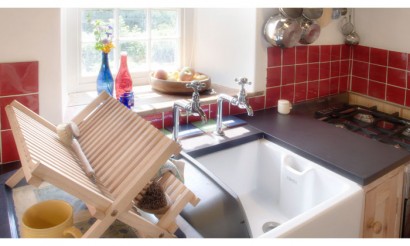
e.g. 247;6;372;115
363;171;404;238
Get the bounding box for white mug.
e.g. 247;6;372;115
278;99;292;114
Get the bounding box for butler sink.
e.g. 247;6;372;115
181;138;364;238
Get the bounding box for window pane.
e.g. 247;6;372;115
151;10;178;37
120;41;147;72
119;10;147;37
151;40;177;69
82;43;114;76
82;9;114;42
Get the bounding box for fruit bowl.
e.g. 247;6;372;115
150;72;211;95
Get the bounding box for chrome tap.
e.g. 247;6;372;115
215;77;253;136
172;81;208;142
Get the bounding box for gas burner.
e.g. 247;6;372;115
354;113;375;123
315;104;410;152
403;128;410;137
377;120;396;130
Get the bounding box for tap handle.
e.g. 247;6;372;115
186;80;206;94
235;77;252;90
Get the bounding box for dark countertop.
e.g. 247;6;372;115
238;95;410;186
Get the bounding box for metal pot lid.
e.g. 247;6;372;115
279;8;303;19
302;8;324;20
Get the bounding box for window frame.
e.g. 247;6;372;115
65;8;189;94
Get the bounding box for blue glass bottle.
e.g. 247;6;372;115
96;52;114;96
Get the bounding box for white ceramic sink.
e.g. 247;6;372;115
194;138;364;238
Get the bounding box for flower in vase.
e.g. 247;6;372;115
92;20;114;54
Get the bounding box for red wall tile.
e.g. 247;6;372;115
369;64;387;83
308;63;319;81
230;105;247;115
282;47;295;65
331;61;340;78
352;61;369;78
280;84;294;102
370;48;388;66
341;45;351;60
351;77;368;95
319;79;330;97
331;45;341;60
387;68;406;88
308;46;320;63
265;87;280;108
295;83;307;102
282;65;295;85
267;46;282;67
266;67;281;87
295;64;308;83
386;85;405;105
249;96;265;111
1;94;39;130
0;61;39;96
296;46;308;64
307;81;319;100
406;90;410;107
330;77;339;95
320;45;331;62
340;60;350;76
368;81;386;100
320;62;331;80
388;51;407;70
353;45;370;62
142;113;163;129
339;76;349;93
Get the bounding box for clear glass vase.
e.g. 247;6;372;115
96;52;114;96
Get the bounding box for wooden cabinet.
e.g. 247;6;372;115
362;165;404;238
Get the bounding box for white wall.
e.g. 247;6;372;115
0;9;63;124
192;8;266;93
193;8;346;93
355;8;410;53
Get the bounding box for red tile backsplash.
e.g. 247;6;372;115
282;65;295;85
320;62;331;79
353;45;370;62
267;46;282;67
370;48;388;66
282;48;295;65
296;46;308;64
1;61;39;165
1;94;39;130
295;64;308;83
307;81;319;100
386;85;405;105
351;77;368;95
369;64;387;83
388;51;407;70
331;45;341;60
308;63;320;81
265;87;280;108
266;67;281;87
249;96;265;112
294;83;307;102
368;81;386;100
387;68;406;88
308;46;320;63
0;61;39;97
320;45;331;62
352;61;369;78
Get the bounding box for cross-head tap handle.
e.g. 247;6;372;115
235;77;252;91
186;80;206;94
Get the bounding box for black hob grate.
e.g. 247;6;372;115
315;104;410;151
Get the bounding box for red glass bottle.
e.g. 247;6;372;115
115;51;133;100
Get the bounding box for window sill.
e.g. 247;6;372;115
65;84;263;121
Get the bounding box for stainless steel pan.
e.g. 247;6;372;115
299;18;321;44
264;14;302;48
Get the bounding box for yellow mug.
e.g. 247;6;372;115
20;200;82;238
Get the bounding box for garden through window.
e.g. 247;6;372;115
80;8;181;86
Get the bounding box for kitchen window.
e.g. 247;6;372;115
65;8;185;93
